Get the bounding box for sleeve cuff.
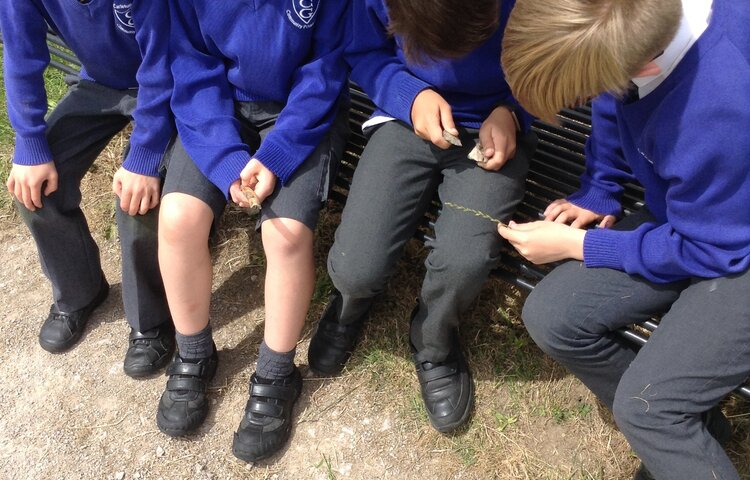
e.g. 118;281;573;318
567;186;622;217
209;150;252;200
394;75;432;125
123;144;164;177
12;135;53;166
582;228;626;270
254;140;304;186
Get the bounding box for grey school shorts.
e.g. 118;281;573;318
161;100;349;231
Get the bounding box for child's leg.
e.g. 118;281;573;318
612;269;750;480
309;121;441;375
521;211;685;407
24;81;130;352
155;137;225;437
261;217;314;353
405;130;532;433
232;101;347;462
411;130;534;363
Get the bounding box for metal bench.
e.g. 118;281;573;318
24;32;750;400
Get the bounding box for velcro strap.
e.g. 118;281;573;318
419;363;458;384
251;382;295;401
249;400;283;418
167;377;204;392
167;362;203;377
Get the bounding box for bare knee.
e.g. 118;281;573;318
261;218;313;260
159;193;213;247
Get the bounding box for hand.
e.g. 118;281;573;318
477;106;517;171
544;198;616;229
410;89;457;149
229;158;277;206
112;167;161;215
498;220;586;264
6;162;58;211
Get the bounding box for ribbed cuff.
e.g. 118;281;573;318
123;144;163;177
567;187;621;217
394;75;432;125
210;150;252;199
253;140;304;186
583;228;626;270
13;135;54;166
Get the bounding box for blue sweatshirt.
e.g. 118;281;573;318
567;0;750;282
168;0;350;198
347;0;531;131
0;0;173;177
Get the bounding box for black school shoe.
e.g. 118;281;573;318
412;333;474;433
156;347;218;437
232;367;303;462
38;275;110;353
308;292;368;376
123;323;176;378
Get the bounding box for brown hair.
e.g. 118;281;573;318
386;0;500;63
501;0;682;122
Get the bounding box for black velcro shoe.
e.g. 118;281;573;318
156;347;218;437
232;367;302;462
413;334;474;433
38;276;109;353
123;323;176;378
308;292;368;376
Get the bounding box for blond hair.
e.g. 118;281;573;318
501;0;682;122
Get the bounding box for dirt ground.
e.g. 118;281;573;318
1;176;749;479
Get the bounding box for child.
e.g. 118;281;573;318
499;0;750;478
307;0;536;433
154;0;350;462
0;0;174;377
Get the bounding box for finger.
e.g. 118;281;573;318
149;192;160;210
478;126;495;160
571;217;588;229
229;184;245;206
112;177;122;197
119;189;132;213
138;196;150;216
30;182;43;209
553;211;570;224
429;124;451;149
44;173;58;196
13;180;23;204
600;215;616;228
129;192;141;216
439;104;457;136
544;199;566;217
21;184;35;211
6;175;15;195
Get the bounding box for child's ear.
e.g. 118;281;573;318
633;61;662;78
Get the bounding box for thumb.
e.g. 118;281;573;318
439;103;457;135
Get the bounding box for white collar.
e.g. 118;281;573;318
632;0;713;98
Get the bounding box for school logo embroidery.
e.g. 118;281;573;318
286;0;319;29
113;2;135;35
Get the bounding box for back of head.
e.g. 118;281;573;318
386;0;500;63
501;0;682;122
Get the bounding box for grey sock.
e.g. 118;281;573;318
175;324;214;360
255;341;296;380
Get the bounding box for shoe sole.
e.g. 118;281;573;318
38;281;110;353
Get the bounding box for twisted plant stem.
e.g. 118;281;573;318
443;202;508;227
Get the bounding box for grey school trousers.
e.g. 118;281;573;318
522;211;750;480
328;120;535;363
15;79;170;332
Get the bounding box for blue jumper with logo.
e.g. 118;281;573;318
167;0;350;197
0;0;171;176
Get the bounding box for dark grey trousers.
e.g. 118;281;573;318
328;121;534;362
15;79;170;332
522;212;750;480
